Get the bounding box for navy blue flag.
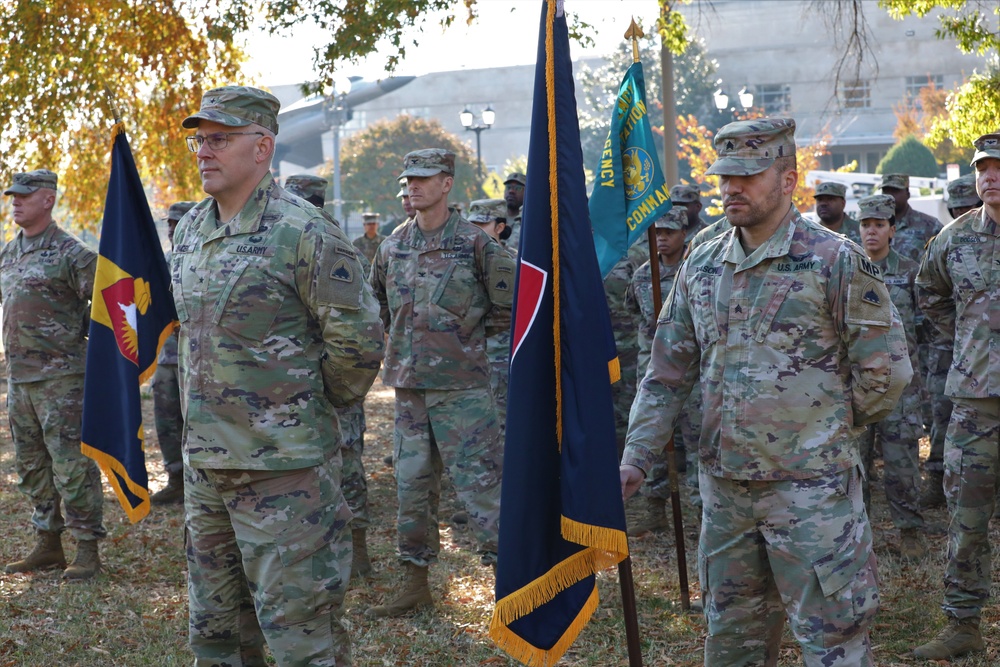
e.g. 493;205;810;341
489;3;629;664
589;60;672;278
81;124;178;523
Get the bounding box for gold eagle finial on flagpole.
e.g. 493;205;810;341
625;17;644;64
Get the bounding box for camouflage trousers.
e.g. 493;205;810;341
698;466;878;667
941;397;1000;619
338;402;369;530
862;382;925;529
644;383;702;507
486;331;510;438
611;343;639;456
185;453;353;667
924;346;954;473
152;362;183;473
393;385;502;566
8;375;106;540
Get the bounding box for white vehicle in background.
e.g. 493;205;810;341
804;170;950;222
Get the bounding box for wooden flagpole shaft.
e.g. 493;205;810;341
646;225;690;611
618;555;644;666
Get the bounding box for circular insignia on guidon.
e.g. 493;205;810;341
622;146;655;201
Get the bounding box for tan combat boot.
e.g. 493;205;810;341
627;496;669;536
366;562;432;617
5;530;66;573
351;528;372;580
913;617;985;659
919;470;946;509
150;470;184;505
62;540;101;580
898;528;927;561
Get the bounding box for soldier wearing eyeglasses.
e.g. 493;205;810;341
173;85;384;667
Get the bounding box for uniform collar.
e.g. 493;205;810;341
202;172;276;240
722;206;801;270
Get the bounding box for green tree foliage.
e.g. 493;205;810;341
339;114;477;223
0;0;246;237
881;0;1000;150
875;135;940;177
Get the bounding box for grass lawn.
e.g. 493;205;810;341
0;377;999;665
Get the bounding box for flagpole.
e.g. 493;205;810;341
102;84;123;124
626;18;691;615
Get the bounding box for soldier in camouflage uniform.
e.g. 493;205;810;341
856;194;928;560
467;198;515;438
501;172;525;250
620;118;912;667
814;181;861;244
912;133;1000;661
150;200;197;505
624;207;701;535
285;174;374;581
920;175;982;509
669;183;709;243
368;149;514;617
175;86;384;667
605;248;642;456
1;169;107;580
353;212;386;265
687;215;732;252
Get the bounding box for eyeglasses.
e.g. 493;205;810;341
185;132;264;152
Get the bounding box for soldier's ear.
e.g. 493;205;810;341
256;134;275;164
781;168;798;196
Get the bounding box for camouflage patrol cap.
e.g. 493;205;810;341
653;207;687;230
284;174;327;200
706;117;796;176
182;86;280;135
166;201;197;222
947;174;980;207
3;169;58;195
879;173;909;191
814;181;847;198
362;211;381;223
396;184;408;198
467;199;507;224
504;172;527;186
971;132;1000;166
399;149;456;178
858;194;896;221
669;184;700;203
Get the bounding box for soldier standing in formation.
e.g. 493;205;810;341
368;149;514;617
856;193;928;560
285;173;374;582
920;174;982;508
669;183;709;243
813;181;861;244
501;171;525;249
175;85;383;666
625;207;702;536
466;198;515;437
353;211;386;264
912;132;1000;661
150;200;197;505
620;118;912;666
1;169;107;580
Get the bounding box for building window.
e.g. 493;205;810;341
905;74;944;107
841;80;870;109
757;84;791;114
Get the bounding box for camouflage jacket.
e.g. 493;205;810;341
687;217;732;252
622;210;913;480
0;223;96;383
877;249;922;389
157;250;179;366
894;206;943;263
503;207;522;251
352;233;385;265
370;210;515;390
916;207;1000;398
823;214;862;245
604;255;640;359
486;246;517;366
625;256;681;376
171;174;384;470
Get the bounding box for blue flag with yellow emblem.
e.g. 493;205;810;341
489;3;629;665
81;124;178;524
589;60;672;278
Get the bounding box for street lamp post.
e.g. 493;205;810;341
459;105;495;181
